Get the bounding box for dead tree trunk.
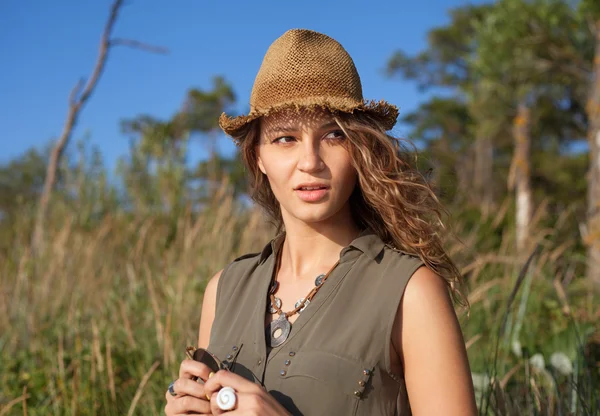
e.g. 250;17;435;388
586;24;600;287
31;0;124;252
30;0;166;252
511;102;532;253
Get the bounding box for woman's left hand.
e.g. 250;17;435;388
204;370;291;415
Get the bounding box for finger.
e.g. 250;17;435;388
168;378;210;399
204;370;262;400
179;359;214;382
211;392;265;415
164;388;210;416
165;396;212;416
164;390;181;407
167;394;212;414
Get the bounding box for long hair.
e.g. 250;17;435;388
231;109;467;307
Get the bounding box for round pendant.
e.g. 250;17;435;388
315;274;326;287
269;296;282;314
294;298;310;313
266;314;291;348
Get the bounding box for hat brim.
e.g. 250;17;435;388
219;98;398;141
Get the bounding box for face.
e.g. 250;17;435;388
256;108;357;226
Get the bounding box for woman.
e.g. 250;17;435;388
165;29;477;415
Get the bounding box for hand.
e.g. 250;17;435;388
204;370;291;415
164;358;214;415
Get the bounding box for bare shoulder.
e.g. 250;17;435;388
396;266;478;415
204;269;224;304
197;251;263;347
403;266;452;313
197;269;224;348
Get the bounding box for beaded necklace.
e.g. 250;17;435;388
265;245;340;347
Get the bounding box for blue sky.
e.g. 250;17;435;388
0;0;488;170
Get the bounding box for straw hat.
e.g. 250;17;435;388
219;29;399;139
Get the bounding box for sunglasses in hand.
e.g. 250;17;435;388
185;346;230;381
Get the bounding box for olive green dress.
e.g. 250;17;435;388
207;229;423;415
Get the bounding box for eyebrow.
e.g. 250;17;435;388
268;121;339;135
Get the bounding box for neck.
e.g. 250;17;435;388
278;205;361;280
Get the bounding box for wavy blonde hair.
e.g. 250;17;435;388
231;109;467;307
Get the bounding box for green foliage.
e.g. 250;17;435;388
402;97;474;201
387;4;493;90
118;76;245;215
579;0;600;21
472;0;591;100
0;147;48;219
390;0;594;229
182;76;236;134
192;151;248;199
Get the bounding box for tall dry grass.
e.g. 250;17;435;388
1;185;272;415
0;186;598;415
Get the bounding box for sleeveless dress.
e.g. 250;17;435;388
207;228;423;415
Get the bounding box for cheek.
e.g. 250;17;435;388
333;155;358;189
259;153;292;187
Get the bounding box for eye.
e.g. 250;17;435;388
272;136;296;144
324;130;346;141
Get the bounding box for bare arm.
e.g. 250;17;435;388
394;266;477;415
165;270;224;415
198;269;223;348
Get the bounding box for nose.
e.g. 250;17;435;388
297;137;325;173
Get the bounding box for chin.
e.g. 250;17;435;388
287;204;342;224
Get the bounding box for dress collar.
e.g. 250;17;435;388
257;228;386;265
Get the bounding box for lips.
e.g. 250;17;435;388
294;184;330;202
294;183;329;190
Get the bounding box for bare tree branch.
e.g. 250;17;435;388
110;38;169;54
76;0;122;106
68;78;85;106
31;0;166;252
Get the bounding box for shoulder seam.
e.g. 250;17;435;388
231;252;261;262
383;243;420;259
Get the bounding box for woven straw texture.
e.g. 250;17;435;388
219;29;398;138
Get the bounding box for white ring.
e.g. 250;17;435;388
216;386;237;411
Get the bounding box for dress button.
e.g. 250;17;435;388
289;351;296;356
280;370;287;376
232;346;238;351
358;380;365;387
257;359;262;365
226;354;233;360
284;360;291;366
354;391;362;397
363;369;371;376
